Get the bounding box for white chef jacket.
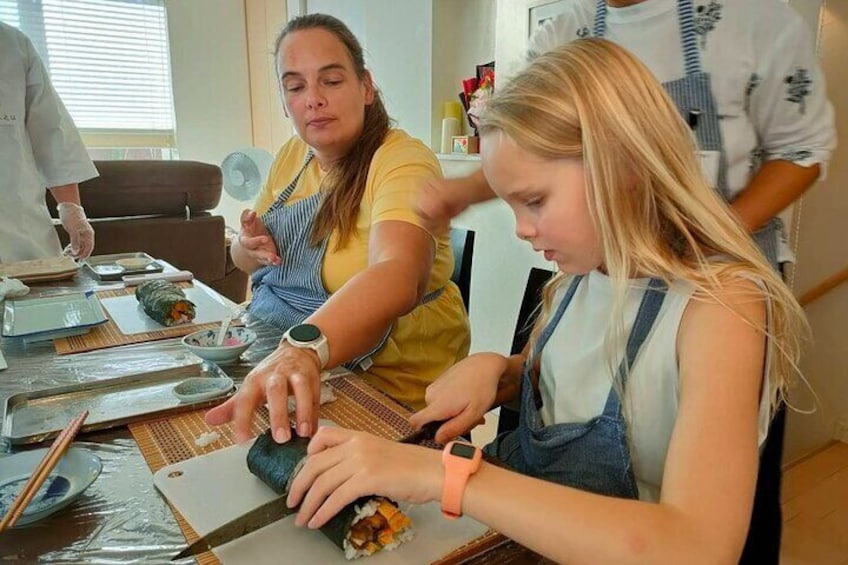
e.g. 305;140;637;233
0;21;98;263
527;0;837;263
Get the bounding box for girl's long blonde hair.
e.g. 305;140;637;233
479;39;808;410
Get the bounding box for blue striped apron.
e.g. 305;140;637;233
485;276;667;498
594;0;781;270
249;152;441;371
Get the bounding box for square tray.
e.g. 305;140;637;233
83;252;164;281
2;362;234;445
2;291;108;338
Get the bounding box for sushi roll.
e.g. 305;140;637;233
247;429;414;560
135;279;196;326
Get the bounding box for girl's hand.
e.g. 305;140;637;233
238;209;281;266
205;343;322;443
410;353;507;443
287;427;443;529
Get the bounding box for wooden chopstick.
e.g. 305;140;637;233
0;409;89;532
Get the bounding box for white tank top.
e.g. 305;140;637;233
539;270;771;501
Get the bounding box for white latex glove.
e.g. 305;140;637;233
57;202;95;259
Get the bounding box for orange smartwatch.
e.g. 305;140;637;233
441;440;482;519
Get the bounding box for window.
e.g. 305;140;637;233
0;0;177;159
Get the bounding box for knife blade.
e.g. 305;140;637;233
171;494;298;560
397;419;446;445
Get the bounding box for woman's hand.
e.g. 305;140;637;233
204;343;322;443
410;353;507;443
287;427;443;529
238;209;281;267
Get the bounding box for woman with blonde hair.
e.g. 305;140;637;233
283;39;808;563
206;14;469;444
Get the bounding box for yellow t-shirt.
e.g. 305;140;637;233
254;129;470;409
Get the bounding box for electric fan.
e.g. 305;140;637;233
221;147;274;202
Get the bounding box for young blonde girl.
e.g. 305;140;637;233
284;39;808;563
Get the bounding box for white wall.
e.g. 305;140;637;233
495;0;534;84
363;0;433;145
166;0;253;229
431;0;497;150
292;0;433;146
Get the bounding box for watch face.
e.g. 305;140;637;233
289;324;321;342
450;442;477;459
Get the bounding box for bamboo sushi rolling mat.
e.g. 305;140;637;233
54;284;223;354
129;374;525;565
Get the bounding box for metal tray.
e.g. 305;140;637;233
2;362;234;445
83;252;164;281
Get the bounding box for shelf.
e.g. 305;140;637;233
436;153;481;161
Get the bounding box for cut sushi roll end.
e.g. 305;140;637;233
343;497;414;560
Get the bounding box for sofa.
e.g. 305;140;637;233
49;160;248;303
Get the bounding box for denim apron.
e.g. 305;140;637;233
249;152;441;371
485;276;667;498
594;0;781;270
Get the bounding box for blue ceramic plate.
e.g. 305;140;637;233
172;376;235;403
0;447;102;527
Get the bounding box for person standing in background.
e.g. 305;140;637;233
0;21;98;262
415;2;836;562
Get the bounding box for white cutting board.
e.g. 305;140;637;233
100;287;232;335
153;439;490;564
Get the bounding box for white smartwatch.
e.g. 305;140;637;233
282;323;329;369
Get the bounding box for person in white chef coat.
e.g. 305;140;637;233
0;21;98;263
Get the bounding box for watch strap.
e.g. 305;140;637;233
441;441;482;519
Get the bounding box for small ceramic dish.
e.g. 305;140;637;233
172;376;235;403
181;327;257;364
115;257;154;270
0;447;102;527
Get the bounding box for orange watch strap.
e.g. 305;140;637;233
441;441;482;519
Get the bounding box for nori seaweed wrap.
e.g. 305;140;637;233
247;429;413;559
135;279;196;326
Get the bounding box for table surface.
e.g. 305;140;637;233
0;267;255;562
0;265;548;564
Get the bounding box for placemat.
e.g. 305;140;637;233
54;284;222;354
129;375;511;565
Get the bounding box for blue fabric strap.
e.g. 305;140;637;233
678;0;701;77
593;0;606;37
602;277;667;417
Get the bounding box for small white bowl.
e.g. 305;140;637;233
181;327;256;363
